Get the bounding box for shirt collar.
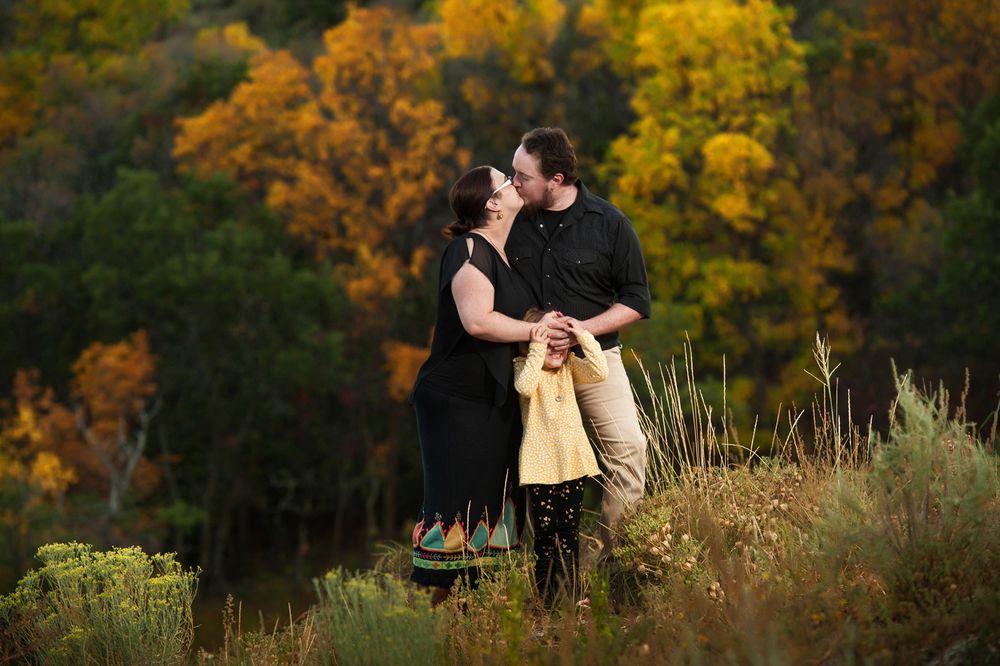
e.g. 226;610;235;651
518;180;602;225
572;180;602;215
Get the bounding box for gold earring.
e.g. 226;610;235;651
497;210;503;221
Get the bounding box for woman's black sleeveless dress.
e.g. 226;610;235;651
409;233;534;587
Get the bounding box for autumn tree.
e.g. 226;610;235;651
598;0;853;419
174;7;465;307
70;330;160;521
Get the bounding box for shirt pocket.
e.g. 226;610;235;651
509;247;533;267
560;247;599;270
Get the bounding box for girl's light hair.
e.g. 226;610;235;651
523;307;549;323
519;308;552;355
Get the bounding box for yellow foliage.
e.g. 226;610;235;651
29;451;77;497
193;22;267;59
68;330;162;499
607;118;685;199
0;52;43;143
702;133;775;229
576;0;650;75
603;0;854;413
13;0;189;60
0;369;80;503
438;0;566;86
829;0;1000;242
343;247;406;310
629;0;804;134
408;245;433;279
702;134;775;182
383;341;430;403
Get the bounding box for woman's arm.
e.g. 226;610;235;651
451;261;536;342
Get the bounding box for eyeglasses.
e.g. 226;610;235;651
489;174;514;198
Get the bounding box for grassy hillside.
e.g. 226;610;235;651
3;342;998;664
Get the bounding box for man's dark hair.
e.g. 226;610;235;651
521;127;578;185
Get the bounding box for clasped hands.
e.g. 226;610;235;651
528;311;585;352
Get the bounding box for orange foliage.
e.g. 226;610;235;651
174;7;468;312
822;0;1000;259
172;48;313;195
71;330;157;440
383;341;431;403
70;330;162;507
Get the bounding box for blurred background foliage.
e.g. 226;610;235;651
0;0;997;608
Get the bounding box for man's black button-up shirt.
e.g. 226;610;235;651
506;181;651;350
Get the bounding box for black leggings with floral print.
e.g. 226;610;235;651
528;477;586;606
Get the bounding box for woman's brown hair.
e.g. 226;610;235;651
443;165;494;239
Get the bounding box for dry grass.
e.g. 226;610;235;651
7;338;998;665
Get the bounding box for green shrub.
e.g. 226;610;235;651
311;568;442;665
821;375;1000;661
0;541;198;665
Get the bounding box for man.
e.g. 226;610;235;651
507;126;650;557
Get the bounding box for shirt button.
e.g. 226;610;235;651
545;274;551;278
555;396;562;402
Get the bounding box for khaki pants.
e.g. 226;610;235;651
574;347;647;555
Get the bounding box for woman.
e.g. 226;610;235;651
409;166;552;602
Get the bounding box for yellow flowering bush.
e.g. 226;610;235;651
0;542;198;665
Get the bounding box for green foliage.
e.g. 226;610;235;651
821;374;1000;660
10;0;189;61
0;541;198;665
936;78;1000;378
312;568;443;665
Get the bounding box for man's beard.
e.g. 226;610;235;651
520;189;554;216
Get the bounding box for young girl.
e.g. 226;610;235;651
513;308;608;606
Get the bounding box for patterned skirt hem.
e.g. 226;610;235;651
413;548;520;571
